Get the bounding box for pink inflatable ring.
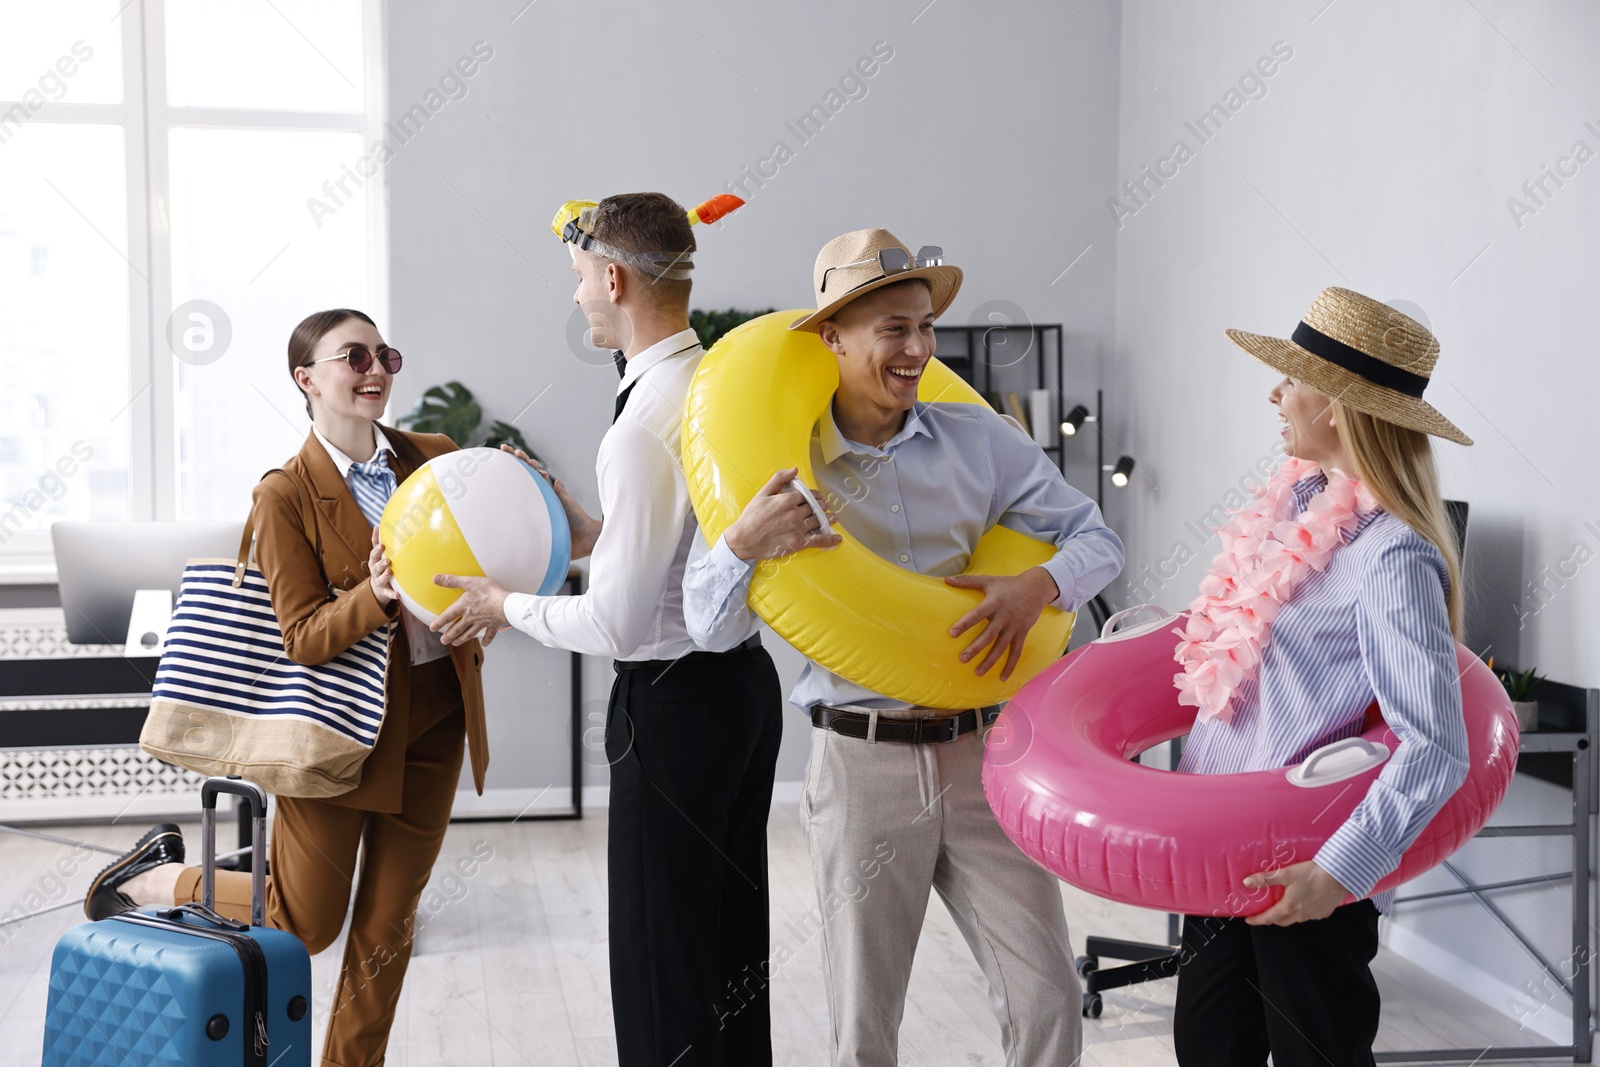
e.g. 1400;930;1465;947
982;607;1520;916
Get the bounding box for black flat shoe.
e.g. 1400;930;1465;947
84;823;186;921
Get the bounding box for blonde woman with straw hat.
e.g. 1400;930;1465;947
1169;287;1473;1067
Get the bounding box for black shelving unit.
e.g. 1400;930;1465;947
934;322;1113;634
934;323;1066;476
449;568;584;824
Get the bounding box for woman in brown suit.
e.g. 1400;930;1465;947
87;309;489;1067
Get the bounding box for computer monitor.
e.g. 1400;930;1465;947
1444;499;1469;558
51;521;244;645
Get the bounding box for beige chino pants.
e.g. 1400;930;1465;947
800;715;1084;1067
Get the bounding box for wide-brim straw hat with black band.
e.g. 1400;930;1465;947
790;228;964;332
1225;286;1472;446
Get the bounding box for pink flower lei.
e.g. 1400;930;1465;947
1173;456;1380;724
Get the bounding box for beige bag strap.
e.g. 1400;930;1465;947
234;467;319;587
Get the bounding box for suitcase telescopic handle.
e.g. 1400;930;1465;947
200;775;267;927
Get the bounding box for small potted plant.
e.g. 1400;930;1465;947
1488;657;1544;732
396;381;539;461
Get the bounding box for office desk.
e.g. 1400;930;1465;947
1075;681;1599;1063
0;571;587;824
1379;676;1596;1064
0;648;204;825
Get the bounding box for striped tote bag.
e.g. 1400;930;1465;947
140;469;391;798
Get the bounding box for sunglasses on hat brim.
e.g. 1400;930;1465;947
821;245;944;294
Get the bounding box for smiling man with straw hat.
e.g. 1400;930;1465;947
787;226;965;331
1169;286;1474;1066
684;227;1124;1067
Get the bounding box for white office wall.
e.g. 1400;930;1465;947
387;0;1597;1027
1111;0;1600;1035
383;0;1125;794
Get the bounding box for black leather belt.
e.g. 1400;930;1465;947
613;633;761;673
811;704;1002;744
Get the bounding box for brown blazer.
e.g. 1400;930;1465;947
251;426;488;812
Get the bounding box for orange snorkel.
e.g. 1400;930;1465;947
686;194;745;226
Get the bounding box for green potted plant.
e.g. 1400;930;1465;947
396;381;540;462
690;307;776;350
1489;657;1545;732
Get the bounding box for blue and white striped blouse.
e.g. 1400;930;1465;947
1176;472;1470;912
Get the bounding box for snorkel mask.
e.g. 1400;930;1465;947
550;194;745;281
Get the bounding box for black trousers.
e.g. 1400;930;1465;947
1174;900;1381;1067
605;642;784;1067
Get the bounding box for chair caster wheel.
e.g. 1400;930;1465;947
1075;955;1099;978
1082;992;1103;1019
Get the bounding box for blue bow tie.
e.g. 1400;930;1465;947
349;450;396;526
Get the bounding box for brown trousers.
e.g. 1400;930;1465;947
173;657;466;1067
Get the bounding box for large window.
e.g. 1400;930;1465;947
0;0;384;569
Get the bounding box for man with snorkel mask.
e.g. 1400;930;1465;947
430;192;784;1067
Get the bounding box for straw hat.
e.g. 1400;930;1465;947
790;228;963;332
1225;287;1472;446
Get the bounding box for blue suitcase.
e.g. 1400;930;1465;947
42;777;312;1067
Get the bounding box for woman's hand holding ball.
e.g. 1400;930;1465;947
369;526;397;606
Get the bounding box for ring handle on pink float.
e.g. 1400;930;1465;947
981;608;1520;917
1288;736;1390;787
1098;604;1173;641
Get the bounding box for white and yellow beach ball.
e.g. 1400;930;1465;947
380;447;571;624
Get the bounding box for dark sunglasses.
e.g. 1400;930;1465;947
820;245;944;293
308;345;403;375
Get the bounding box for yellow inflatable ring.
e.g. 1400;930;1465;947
681;310;1075;709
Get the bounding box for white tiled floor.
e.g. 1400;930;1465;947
1;806;1580;1065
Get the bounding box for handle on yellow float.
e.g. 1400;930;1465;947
781;480;833;536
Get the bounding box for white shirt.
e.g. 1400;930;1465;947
503;328;755;660
311;425;452;665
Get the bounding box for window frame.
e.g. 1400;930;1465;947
0;0;388;578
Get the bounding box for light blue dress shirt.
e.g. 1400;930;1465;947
683;400;1124;712
1176;472;1470;911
